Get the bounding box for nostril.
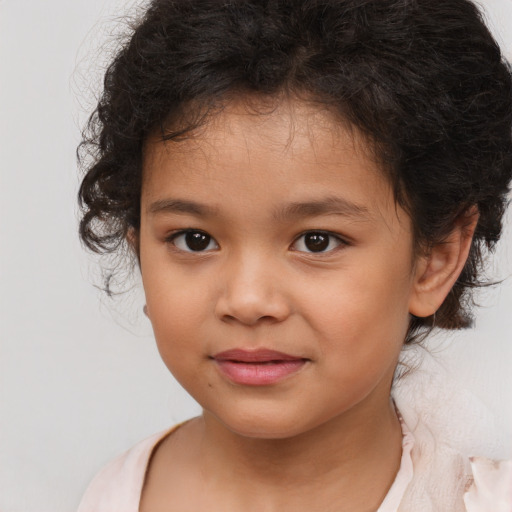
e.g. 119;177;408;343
220;313;279;326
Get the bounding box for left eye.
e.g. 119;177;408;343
291;231;344;253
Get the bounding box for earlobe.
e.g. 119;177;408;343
408;209;479;318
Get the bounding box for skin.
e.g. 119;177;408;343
137;98;476;512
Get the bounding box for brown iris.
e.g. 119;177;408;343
304;232;329;252
185;231;212;251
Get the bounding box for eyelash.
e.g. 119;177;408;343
291;231;348;254
165;230;219;253
165;229;349;254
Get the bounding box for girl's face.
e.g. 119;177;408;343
139;99;419;438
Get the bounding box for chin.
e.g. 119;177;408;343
227;423;306;440
209;406;320;440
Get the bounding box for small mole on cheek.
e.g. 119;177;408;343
208;383;213;388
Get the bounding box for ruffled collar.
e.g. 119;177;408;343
377;410;414;512
379;408;512;511
388;345;512;511
464;458;512;512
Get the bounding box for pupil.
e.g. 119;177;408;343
305;233;329;252
185;232;210;251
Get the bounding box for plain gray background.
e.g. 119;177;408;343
1;1;511;511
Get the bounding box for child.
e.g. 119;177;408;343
77;0;512;510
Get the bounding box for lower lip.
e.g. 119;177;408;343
214;360;307;386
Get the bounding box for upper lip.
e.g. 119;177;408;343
212;349;306;363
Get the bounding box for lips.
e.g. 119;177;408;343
211;349;308;386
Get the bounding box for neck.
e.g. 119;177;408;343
196;395;403;512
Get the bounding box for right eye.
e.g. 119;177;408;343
167;230;219;252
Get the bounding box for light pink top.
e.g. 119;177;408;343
77;416;512;512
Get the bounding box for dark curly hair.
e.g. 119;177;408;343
78;0;512;339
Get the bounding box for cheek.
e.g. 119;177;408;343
146;288;206;385
145;276;204;341
304;260;412;332
141;251;202;351
301;258;413;365
309;293;408;409
142;236;203;315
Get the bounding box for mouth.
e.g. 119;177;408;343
211;349;309;386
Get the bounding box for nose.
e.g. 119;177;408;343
214;253;292;326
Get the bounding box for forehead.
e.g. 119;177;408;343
141;98;400;224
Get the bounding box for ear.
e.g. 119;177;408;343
126;226;141;263
127;227;147;317
409;208;479;318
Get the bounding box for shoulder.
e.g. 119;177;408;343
76;427;177;512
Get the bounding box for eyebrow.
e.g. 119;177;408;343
148;196;371;221
273;196;372;222
147;199;218;216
